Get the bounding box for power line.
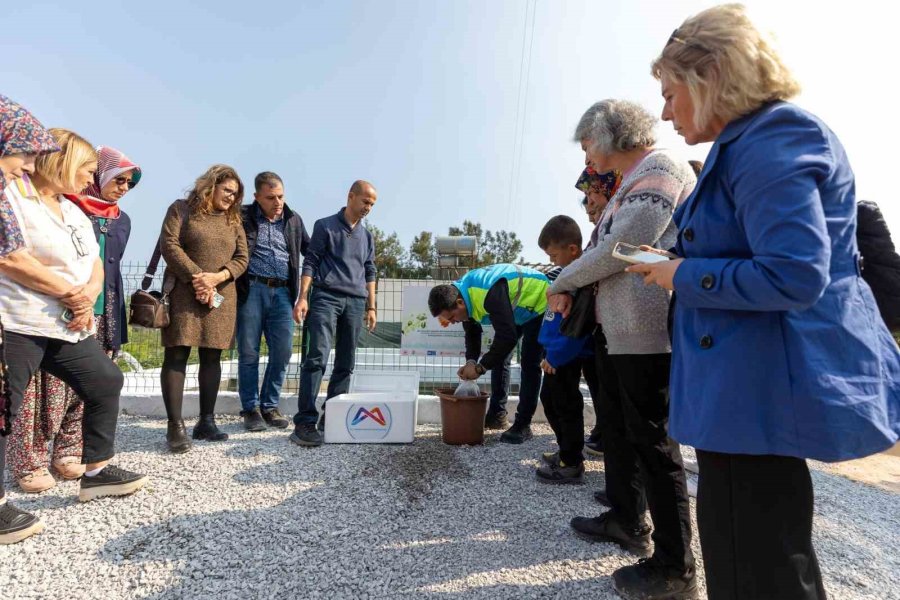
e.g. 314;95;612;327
505;0;537;230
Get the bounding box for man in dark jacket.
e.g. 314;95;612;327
236;172;309;431
857;200;900;333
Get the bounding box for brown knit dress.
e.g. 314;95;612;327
159;200;249;349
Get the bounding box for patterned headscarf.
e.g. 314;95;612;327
68;146;143;219
575;167;622;200
1;95;59;259
83;145;142;198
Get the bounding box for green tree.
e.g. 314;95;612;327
448;220;484;241
366;222;407;278
408;231;436;277
447;221;523;267
481;229;524;265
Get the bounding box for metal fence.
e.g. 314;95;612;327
119;263;523;395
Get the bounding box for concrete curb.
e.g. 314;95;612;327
120;392;597;426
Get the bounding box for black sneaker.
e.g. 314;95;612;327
316;412;326;433
584;440;604;457
0;501;44;544
261;408;290;429
484;412;510;430
570;511;652;556
242;409;267;432
613;557;698;600
78;465;148;503
290;423;324;447
536;461;584;485
499;420;533;444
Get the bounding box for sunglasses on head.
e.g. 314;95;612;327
113;176;136;189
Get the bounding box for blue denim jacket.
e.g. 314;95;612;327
669;102;900;462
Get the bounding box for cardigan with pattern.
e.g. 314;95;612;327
548;149;695;355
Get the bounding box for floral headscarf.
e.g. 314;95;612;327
0;94;60;191
1;95;60;258
575;167;622;200
68;146;143;219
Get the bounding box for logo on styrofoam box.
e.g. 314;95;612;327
346;404;392;441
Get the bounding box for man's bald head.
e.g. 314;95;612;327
349;180;376;196
345;179;377;224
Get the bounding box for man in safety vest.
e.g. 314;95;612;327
428;264;548;443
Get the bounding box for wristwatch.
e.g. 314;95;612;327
475;363;487;375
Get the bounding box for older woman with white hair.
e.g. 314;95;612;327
547;99;697;599
627;4;900;599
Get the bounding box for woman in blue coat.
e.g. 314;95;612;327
630;5;900;599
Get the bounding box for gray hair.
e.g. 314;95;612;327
573;99;657;154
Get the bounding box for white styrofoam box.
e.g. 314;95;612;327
324;370;420;444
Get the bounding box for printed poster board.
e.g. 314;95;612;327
399;286;494;356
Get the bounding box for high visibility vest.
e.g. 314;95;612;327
454;264;548;326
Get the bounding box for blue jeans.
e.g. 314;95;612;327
237;281;295;413
294;286;366;426
487;315;543;425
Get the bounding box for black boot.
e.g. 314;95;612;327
499;419;533;444
166;420;192;453
192;414;228;441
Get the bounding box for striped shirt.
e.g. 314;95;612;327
0;175;99;341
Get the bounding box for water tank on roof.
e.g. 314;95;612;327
435;235;477;256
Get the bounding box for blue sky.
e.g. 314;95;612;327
4;0;895;264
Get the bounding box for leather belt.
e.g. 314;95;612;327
249;275;289;288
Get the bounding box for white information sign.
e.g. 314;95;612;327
399;286;494;357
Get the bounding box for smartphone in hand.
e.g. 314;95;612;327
61;308;75;323
612;242;672;265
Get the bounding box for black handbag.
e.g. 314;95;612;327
559;284;596;338
128;201;187;329
128;242;174;329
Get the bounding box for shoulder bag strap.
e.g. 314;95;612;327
143;200;189;292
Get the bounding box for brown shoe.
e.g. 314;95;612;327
52;457;85;480
17;468;56;494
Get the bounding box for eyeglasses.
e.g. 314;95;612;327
113;176;136;189
68;225;88;258
218;187;239;199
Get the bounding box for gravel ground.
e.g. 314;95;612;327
1;416;897;599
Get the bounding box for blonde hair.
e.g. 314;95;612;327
186;164;243;226
33;128;97;192
651;3;801;131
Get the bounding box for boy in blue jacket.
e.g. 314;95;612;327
535;215;593;484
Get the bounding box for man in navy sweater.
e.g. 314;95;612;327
290;180;378;447
535;216;593;484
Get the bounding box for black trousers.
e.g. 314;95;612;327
594;329;694;572
539;360;584;466
696;450;827;600
581;352;603;442
0;331;123;497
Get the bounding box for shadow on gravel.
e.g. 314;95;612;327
89;421;898;600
